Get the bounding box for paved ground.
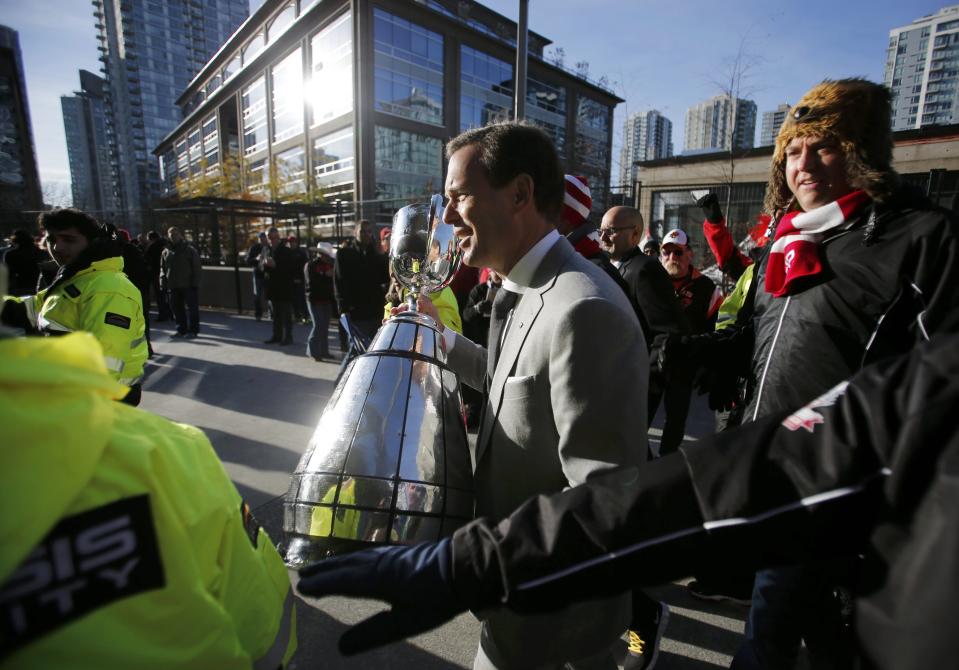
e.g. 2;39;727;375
141;310;749;669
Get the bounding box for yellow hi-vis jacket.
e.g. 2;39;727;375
0;333;297;669
2;256;148;386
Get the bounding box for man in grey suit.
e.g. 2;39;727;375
413;122;652;669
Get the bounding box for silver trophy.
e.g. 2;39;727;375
284;195;473;566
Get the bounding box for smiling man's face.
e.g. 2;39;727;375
442;144;516;273
785;135;851;212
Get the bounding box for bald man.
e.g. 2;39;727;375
599;206;689;353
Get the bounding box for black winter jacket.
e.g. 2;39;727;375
723;187;958;421
451;334;959;670
616;247;690;344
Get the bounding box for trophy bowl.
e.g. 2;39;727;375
283;196;472;566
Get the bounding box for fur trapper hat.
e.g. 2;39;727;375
765;78;898;213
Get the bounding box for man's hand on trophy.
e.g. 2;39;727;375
296;539;466;655
389;295;444;331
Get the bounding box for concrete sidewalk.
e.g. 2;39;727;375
141;310;749;669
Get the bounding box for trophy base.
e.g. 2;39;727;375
283;535;377;568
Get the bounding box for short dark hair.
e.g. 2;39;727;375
148;230;160;241
445;122;564;221
38;208;103;241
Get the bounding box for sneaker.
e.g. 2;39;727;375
687;580;752;606
624;602;669;670
171;332;186;338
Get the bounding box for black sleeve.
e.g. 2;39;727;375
631;259;690;337
333;256;350;312
461;283;487;323
450;335;958;613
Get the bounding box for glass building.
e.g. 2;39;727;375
61;70;123;219
0;26;42;230
886;5;959;130
155;0;622;227
93;0;248;230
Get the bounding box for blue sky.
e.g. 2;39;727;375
0;0;949;201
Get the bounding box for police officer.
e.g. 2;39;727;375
1;208;148;405
0;328;297;668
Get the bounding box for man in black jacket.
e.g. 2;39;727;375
333;220;388;341
658;78;959;668
296;333;959;670
600;206;691;457
262;227;296;345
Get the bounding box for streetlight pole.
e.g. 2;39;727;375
514;0;528;121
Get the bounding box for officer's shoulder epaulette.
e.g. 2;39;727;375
64;284;81;298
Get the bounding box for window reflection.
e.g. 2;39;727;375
275;145;306;199
241;76;267;155
267;2;296;40
247;156;268;195
188;127;202;175
373;8;444;125
309;12;352;125
374;125;442;203
272;47;304;143
313;127;355;201
202;114;219;170
242;30;266;65
459;45;512;131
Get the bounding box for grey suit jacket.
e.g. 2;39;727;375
447;237;648;666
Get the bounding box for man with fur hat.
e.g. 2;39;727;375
661;78;959;668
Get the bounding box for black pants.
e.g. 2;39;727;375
170;287;200;335
270;299;294;343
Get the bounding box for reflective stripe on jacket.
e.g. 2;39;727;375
0;333;297;668
3;256;148;385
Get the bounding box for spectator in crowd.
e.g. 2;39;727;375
145;230;172;322
262;227;296;346
296;334;959;670
334;219;388;341
161;226;201;338
288;235;310;324
1;330;297;668
641;237;659;257
448;262;481;313
305;242;336;360
379;226;391;255
2;229;44;295
660;229;723;334
461;268;501;347
599;207;690;355
1;208;147;406
399;122;657;670
658;78;959;669
245;231;269;321
652;228;722;456
113;226;152;355
459;268;501;430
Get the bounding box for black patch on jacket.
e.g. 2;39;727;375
240;501;260;549
104;312;131;329
0;495;165;659
64;284;80;298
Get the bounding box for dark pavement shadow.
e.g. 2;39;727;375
199;427;302;476
289;598;466;670
145;354;334;428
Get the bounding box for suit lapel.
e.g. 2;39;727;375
475;238;573;466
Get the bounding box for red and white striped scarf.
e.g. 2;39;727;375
765;190;870;297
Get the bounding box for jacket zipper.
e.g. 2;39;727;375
753;295;791;421
751;223;861;421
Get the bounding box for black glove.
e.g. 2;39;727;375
650;333;710;379
696;192;724;223
296;539;464;655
